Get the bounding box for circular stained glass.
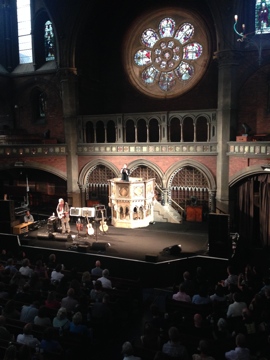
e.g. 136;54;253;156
123;8;211;99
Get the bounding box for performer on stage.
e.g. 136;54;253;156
120;163;130;181
56;198;70;234
24;210;34;223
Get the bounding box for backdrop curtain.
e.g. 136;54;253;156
237;178;254;247
258;174;270;248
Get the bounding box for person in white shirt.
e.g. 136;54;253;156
17;323;41;348
97;269;112;289
19;258;33;278
226;292;247;318
51;264;64;284
24;210;34;223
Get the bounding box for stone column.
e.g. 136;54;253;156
215;50;239;213
60;68;80;207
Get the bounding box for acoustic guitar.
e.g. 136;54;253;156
86;212;94;236
99;210;108;233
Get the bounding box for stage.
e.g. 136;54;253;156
22;219;209;262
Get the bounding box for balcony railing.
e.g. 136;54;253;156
77;142;218;155
228;141;270;156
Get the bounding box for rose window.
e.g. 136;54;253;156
124;8;210;99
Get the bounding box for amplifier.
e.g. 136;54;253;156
81;207;95;218
70;207;82;216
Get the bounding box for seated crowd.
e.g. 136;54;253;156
0;248;268;359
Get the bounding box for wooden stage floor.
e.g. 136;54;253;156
23;220;209;262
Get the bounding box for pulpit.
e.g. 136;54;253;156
108;177;155;228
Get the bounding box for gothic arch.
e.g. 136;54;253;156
0;162;67;181
128;159;164;185
229;164;266;187
166;159;216;190
78;159;119;186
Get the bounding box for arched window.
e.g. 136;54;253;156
44;20;55;61
107;120;116;142
17;0;32;64
86;121;94;143
196;116;208;142
183;117;194;142
96;121;105;143
137;118;147;142
31;89;46;124
126;119;135;142
149;118;159;142
256;0;270;34
170;117;181;142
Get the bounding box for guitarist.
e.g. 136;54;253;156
56;198;70;234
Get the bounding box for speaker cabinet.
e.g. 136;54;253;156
0;200;15;222
208;213;231;258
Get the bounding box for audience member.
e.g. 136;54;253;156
192;339;215;360
34;259;48;279
52;307;70;332
220;266;238;289
47;254;57;269
224;333;250;360
50;264;64;285
60;288;79;313
19;258;33;278
20;301;39;323
192;284;211;305
4;258;18;275
81;271;94;294
69;311;92;337
44;291;61;310
90;280;105;303
40;326;63;354
91;260;103;277
16;323;41;348
172;283;191;302
162;326;189;359
226;292;247;318
121;341;141;360
97;268;112;289
34;305;52;327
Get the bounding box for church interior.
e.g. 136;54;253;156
0;0;270;358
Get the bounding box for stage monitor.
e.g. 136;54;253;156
70;207;82;217
81;207;95;218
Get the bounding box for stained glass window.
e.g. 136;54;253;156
44;20;55;61
17;0;32;64
124;8;210;98
255;0;270;34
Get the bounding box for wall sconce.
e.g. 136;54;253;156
6;148;10;155
31;148;36;154
19;149;23;155
261;165;270;171
44;148;48;154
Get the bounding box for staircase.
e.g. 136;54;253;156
153;201;182;223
